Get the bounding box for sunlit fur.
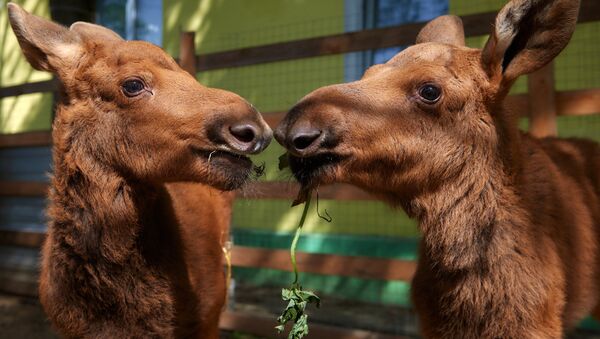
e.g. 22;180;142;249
276;0;599;337
8;3;270;338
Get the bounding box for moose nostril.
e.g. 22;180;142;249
292;130;321;150
229;124;257;144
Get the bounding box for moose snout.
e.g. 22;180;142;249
202;89;273;155
275;120;327;156
223;120;272;154
275;85;349;157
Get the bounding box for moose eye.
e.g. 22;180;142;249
418;84;441;103
122;79;145;97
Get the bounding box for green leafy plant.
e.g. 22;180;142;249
275;195;320;338
276;155;320;339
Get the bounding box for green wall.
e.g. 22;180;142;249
163;0;345;113
0;0;53;134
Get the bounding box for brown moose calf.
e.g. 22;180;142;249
275;0;600;337
8;3;272;338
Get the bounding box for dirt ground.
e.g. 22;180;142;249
0;285;418;338
2;287;600;339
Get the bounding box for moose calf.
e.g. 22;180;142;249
276;0;600;337
8;3;271;338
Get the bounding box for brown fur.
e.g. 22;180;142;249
8;3;271;338
275;0;600;337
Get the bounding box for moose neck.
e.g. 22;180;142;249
410;125;524;272
49;125;159;265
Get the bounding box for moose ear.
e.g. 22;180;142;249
7;2;82;73
70;22;124;42
416;15;465;46
482;0;580;87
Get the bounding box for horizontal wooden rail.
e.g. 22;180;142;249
0;131;52;148
0;180;376;201
0;230;416;282
232;245;416;282
196;0;600;71
556;88;600;116
0;230;45;248
197;20;430;71
0;268;39;297
1;88;599;149
504;89;600;118
219;311;406;339
195;11;494;71
0;181;47;197
0;79;57;99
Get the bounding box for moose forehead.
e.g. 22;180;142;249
389;42;454;66
87;39;179;71
362;42;481;83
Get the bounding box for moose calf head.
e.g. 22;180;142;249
275;0;579;204
8;3;272;190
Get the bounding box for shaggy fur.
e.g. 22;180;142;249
8;3;271;338
275;0;600;337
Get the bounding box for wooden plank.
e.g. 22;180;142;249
0;230;416;281
0;91;595;146
505;89;600;118
193;11;496;71
0;131;52;148
0;113;276;148
179;32;197;76
0;180;377;201
231;246;416;282
0;181;47;197
579;0;600;24
219;311;405;339
0;268;39;296
528;62;557;137
261;89;600;129
195;0;600;71
0;230;45;248
0;79;58;98
197;20;427;71
556;88;600;116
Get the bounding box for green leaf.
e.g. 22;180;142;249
289;314;309;339
281;287;295;300
296;290;321;308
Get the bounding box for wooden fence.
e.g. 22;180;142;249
1;2;600;337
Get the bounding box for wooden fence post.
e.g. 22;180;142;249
528;62;557;137
179;32;197;76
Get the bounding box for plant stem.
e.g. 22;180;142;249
291;194;311;285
